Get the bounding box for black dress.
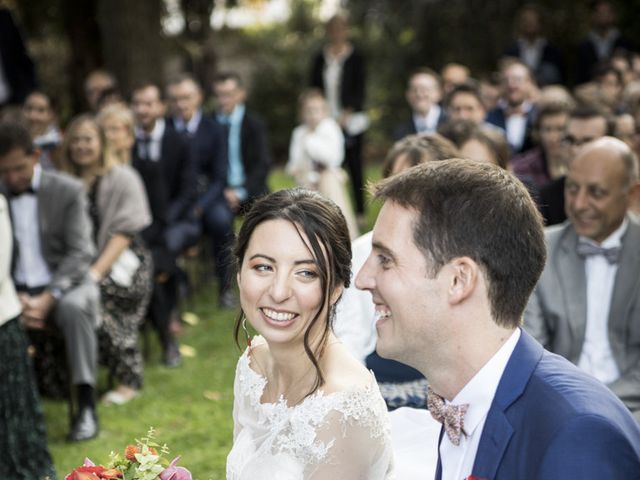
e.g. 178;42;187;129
0;317;57;480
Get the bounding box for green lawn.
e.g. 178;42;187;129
45;165;382;480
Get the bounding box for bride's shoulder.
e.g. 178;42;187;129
321;343;377;396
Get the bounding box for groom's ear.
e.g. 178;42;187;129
446;257;478;305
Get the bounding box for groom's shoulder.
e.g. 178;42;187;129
512;350;639;440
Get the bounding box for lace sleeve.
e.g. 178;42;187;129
305;383;395;480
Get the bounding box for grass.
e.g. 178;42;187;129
45;165;382;479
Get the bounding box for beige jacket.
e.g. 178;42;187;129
0;194;21;326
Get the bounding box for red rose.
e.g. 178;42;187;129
64;465;105;480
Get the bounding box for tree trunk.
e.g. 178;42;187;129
61;0;103;113
97;0;165;97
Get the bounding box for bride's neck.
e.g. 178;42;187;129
264;332;334;402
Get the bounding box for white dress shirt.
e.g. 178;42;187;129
412;104;442;134
440;328;521;480
322;45;352;119
172;109;202;136
11;164;52;288
333;230;377;363
518;38;546;71
577;219;627;384
135;118;165;161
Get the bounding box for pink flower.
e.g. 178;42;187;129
159;456;192;480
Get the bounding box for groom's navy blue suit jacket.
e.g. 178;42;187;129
436;330;640;480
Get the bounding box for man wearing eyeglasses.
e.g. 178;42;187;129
538;105;609;225
525;137;640;421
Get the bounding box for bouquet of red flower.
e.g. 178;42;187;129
65;427;192;480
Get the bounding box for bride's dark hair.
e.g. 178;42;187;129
233;188;352;398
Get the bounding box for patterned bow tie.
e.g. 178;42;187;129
576;241;621;264
427;386;469;446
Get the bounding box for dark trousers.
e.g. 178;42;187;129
202;200;235;294
344;133;365;215
148;274;177;349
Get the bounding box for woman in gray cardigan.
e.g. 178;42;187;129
61;113;153;405
0;193;56;479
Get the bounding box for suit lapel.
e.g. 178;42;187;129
557;227;588;358
609;219;640;344
36;170;52;246
471;331;543;479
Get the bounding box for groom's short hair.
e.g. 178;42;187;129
373;159;546;328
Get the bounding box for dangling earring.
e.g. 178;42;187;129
242;316;252;350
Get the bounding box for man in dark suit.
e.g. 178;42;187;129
393;68;446;142
212;72;271;216
0;122;100;441
539;105;609;225
526;137;640;420
356;159;640;479
485;59;537;154
576;0;634;85
503;4;565;86
131;82;196;367
166;74;234;307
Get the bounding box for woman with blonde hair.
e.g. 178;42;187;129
97;103;136;165
61;114;153;404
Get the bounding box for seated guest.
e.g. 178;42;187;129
84;69;118;113
131;82;196;367
393;68;445;141
0;191;56;479
613;112;636;149
538;104;609;225
525;137;640;420
286;89;359;239
213;72;271;214
334;133;458;409
440;62;470;97
485;58;538;154
439;120;510;169
0;122;100;441
445;82;489;126
23;90;62;170
60;115;153;405
97;103;137;165
166;74;234;307
511;103;571;188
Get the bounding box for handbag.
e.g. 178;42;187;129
109;247;141;287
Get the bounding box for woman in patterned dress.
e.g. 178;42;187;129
60;114;153;405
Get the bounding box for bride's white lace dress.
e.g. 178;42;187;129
226;338;395;479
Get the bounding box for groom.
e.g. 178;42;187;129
356;159;640;479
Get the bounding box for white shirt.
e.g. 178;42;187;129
322;45;352;119
440;328;521;480
135;118;165;161
172;109;202;136
577;219;627;384
11;164;52;288
518;37;546;70
333;230;377;363
588;28;620;61
505;112;528;152
412;104;442;134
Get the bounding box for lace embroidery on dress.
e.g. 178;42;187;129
234;336;390;466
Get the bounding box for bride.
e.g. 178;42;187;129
226;189;394;479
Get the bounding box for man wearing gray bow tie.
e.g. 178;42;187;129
525;136;640;420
